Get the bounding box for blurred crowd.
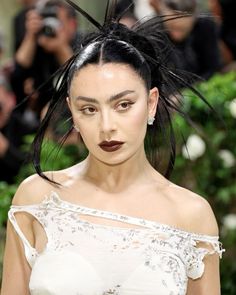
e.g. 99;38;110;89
0;0;236;183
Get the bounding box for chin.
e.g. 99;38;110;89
99;156;131;166
99;149;143;167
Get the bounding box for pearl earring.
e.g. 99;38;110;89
73;125;80;132
147;117;155;125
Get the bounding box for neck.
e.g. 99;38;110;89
82;145;154;193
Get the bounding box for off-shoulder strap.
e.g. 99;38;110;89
50;192;188;232
8;206;40;267
186;234;225;280
48;192;161;230
193;234;224;256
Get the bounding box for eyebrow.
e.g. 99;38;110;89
75;90;136;104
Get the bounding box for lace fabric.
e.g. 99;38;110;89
8;191;224;295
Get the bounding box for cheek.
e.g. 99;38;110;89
127;97;148;125
74;120;96;152
129;106;147;129
70;110;99;147
120;100;148;139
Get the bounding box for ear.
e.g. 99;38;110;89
148;87;159;118
66;96;72;112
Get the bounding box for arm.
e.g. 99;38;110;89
15;10;42;68
186;254;220;295
1;220;32;295
37;25;74;65
1;173;57;294
185;194;222;295
1;184;35;295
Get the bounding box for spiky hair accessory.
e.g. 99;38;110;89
32;0;216;183
63;0;210;103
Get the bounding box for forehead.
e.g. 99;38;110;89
69;63;146;97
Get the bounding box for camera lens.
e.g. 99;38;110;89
39;6;61;37
41;17;61;37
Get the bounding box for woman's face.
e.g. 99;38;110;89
67;63;158;165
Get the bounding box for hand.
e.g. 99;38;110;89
37;24;69;53
15;9;43;67
25;9;43;39
37;26;73;64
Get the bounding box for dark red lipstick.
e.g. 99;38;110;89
99;141;124;152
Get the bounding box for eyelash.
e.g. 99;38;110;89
116;101;134;112
79;101;135;115
79;106;97;115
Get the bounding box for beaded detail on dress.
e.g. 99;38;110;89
8;191;224;295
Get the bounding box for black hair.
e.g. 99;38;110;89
67;29;152;91
32;0;212;184
114;0;135;19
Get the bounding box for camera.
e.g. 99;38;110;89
39;6;61;37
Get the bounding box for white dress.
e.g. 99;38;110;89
8;191;224;295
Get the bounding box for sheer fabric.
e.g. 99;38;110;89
8;191;224;295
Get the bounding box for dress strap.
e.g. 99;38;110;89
186;234;225;280
49;192;221;239
49;191;161;230
8;206;40;267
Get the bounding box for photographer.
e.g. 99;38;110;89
10;0;80;114
149;0;222;80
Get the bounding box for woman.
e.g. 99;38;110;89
1;1;224;294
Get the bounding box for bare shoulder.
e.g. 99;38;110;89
167;182;219;236
12;168;71;206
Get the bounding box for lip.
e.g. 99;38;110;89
99;141;124;152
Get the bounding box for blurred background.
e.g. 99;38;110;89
0;0;236;293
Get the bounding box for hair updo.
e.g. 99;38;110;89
32;2;210;184
67;38;152;92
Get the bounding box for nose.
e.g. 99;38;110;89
100;110;116;136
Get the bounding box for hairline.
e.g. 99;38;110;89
67;39;150;95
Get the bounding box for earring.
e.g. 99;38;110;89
147;117;155;125
73;125;80;132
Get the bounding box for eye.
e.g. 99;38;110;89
80;106;97;115
116;101;134;112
